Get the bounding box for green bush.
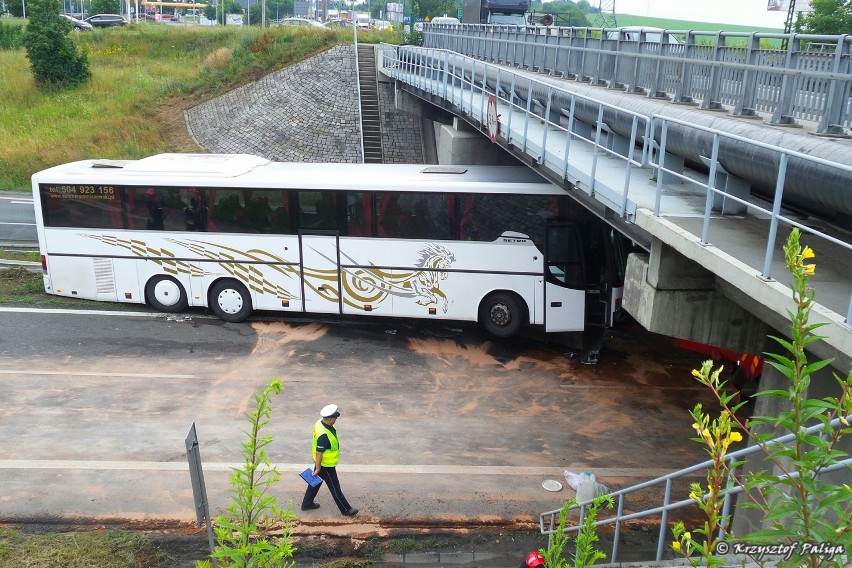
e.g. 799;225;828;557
0;20;24;49
22;0;90;87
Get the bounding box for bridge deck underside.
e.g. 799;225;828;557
391;62;852;362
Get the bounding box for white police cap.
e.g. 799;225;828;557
320;404;340;418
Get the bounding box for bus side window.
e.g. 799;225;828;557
346;192;372;236
269;190;293;234
299;191;338;230
211;189;245;232
377;194;410;238
410;194;450;240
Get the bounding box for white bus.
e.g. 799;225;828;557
31;154;625;337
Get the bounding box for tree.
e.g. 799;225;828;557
22;0;89;87
89;0;120;14
795;0;852;35
205;380;296;568
267;0;293;20
540;0;588;25
419;0;455;20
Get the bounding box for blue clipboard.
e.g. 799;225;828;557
300;468;322;487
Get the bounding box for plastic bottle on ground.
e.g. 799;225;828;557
575;471;597;504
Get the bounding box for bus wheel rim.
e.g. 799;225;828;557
490;303;511;326
218;288;244;314
154;279;182;308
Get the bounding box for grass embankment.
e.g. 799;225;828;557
614;13;783;34
0;22;399;192
0;528;165;567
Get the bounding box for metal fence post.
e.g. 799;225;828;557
701;133;721;245
769;34;800;126
700;32;725;110
186;422;217;568
733;33;761;117
816;35;852;135
762;152;788;279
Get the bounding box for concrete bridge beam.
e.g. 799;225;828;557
624;241;770;356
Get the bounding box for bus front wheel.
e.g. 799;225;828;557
209;279;252;323
146;275;188;313
480;292;523;338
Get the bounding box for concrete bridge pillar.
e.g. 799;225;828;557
623;238;770;354
435;118;511;165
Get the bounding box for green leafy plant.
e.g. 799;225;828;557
203;379;296;567
677;229;852;568
671;402;743;567
0;20;25;50
542;493;614;568
21;0;90;87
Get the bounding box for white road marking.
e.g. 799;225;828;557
0;460;689;478
0;221;35;226
0;306;218;320
0;370;196;379
0;196;33;202
0;306;161;317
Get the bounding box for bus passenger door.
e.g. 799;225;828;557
543;224;586;332
299;232;342;315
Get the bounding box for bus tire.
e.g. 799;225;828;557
480;292;524;338
146;275;188;313
209;279;252;323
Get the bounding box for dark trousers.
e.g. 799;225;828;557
302;466;353;513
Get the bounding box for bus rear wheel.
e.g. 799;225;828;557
480;292;523;338
209;279;252;323
146;275;188;313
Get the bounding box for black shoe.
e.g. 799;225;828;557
342;507;358;516
301;503;320;511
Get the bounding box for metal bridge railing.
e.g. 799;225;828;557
423;25;852;135
539;416;852;563
378;44;852;324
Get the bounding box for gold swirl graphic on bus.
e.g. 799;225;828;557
338;244;456;312
172;239;297;301
82;235;455;311
84;235;207;277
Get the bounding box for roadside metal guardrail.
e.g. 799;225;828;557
423;25;852;135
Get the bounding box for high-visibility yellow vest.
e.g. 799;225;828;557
312;419;340;467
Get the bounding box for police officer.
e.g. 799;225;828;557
301;404;358;516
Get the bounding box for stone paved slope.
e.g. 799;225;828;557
185;44;424;164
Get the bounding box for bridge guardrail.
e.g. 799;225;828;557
538;416;852;563
423;25;852;135
378;44;852;325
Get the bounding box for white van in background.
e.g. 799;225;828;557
356;13;370;29
430;15;460;24
607;26;682;44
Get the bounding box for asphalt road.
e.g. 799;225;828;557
0;191;37;246
0;304;715;547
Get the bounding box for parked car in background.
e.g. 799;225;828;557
60;13;94;30
274;17;326;28
371;19;392;29
324;18;354;28
84;13;128;26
